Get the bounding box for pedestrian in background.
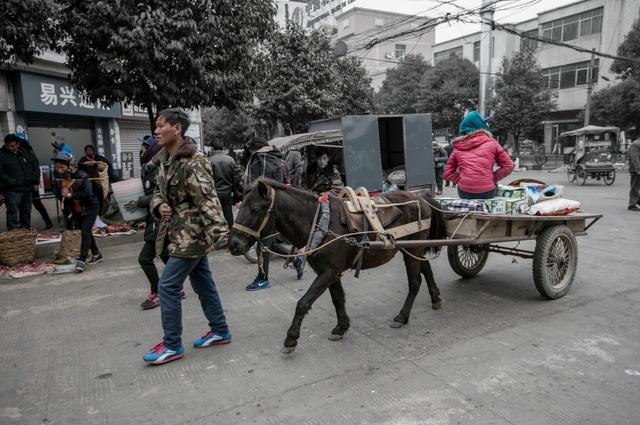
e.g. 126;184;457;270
444;112;513;200
15;132;53;229
143;108;230;365
125;136;185;309
209;140;242;226
51;152;103;272
79;144;117;183
628;137;640;211
444;140;455;188
0;134;40;230
432;142;448;195
285;148;303;187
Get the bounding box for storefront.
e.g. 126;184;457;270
11;71;121;170
119;104;153;179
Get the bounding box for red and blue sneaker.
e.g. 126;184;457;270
193;330;232;348
143;343;184;365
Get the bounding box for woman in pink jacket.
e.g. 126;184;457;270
444;112;514;199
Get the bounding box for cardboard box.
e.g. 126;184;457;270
485;197;529;214
497;185;526;199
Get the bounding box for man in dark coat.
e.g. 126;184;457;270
241;137;302;290
628;138;640;211
79;144;117;182
0;134;40;230
209;140;241;226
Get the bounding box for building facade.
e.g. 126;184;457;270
0;52;202;180
431;0;639;151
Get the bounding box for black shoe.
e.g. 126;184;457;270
628;205;640;211
75;260;87;272
87;253;103;265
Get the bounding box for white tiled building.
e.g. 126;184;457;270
431;0;640;150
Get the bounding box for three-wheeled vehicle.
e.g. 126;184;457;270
275;114;436;194
561;125;618;186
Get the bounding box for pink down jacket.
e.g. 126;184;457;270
443;130;514;194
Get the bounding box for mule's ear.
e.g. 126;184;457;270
257;180;269;198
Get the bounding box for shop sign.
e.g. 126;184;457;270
13;72;121;118
120;151;135;179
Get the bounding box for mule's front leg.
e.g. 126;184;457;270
282;271;335;354
328;279;350;341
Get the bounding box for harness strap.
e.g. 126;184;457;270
232;185;276;239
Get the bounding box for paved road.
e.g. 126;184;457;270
1;171;639;425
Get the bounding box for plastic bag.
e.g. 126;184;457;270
527;198;581;216
525;184;563;204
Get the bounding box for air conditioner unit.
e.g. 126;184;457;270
384;52;395;60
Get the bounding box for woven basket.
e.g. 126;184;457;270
54;230;82;264
98;166;110;200
0;229;37;266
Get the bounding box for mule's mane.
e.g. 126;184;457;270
257;177;318;202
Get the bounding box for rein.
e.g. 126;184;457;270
232;185;277;239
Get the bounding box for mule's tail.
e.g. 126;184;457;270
421;193;448;249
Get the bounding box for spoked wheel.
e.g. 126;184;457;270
532;226;578;299
567;166;576;183
244;242;259;264
576;166;588;186
447;244;489;278
604;170;616;185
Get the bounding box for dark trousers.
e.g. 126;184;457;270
434;166;444;192
630;172;640;207
138;240;168;294
256;239;289;280
32;190;52;225
70;210;100;261
4;191;32;230
159;255;228;349
458;187;497;200
218;191;234;227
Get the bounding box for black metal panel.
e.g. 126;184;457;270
403;113;434;187
341;115;383;191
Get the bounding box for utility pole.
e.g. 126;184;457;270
584;48;596;126
478;0;494;117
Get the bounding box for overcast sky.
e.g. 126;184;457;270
350;0;580;43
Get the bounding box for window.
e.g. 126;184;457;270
341;18;350;30
395;44;406;61
542;59;600;90
541;8;603;44
473;41;480;62
521;29;538;51
433;46;463;65
375;18;384;27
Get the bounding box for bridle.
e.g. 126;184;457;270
232;185;276;240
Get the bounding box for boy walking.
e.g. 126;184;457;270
143;109;230;365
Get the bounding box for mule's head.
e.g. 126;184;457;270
228;180;274;255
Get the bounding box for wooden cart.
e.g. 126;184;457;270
365;212;602;299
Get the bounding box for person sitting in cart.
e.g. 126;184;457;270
444;112;513;200
303;147;344;194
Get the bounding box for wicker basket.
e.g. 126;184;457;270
98;166;110;200
54;230;82;264
0;229;37;266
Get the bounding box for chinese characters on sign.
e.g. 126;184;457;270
120;151;135;179
39;82;111;111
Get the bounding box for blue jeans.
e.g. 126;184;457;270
457;187;497;200
4;191;32;230
159;256;229;349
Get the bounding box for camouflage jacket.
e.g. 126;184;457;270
150;141;228;258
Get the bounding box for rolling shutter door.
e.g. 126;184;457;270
118;120;150;178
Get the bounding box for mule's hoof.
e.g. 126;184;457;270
390;320;404;328
432;302;442;310
328;333;344;341
281;346;296;354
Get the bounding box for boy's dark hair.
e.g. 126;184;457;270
4;133;21;145
156;108;190;137
211;140;224;151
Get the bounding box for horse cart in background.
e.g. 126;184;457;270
561;125;618;186
271;113;437;194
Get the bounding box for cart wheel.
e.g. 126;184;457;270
604;170;616;186
447;244;489;278
532;226;578;299
566;167;576;182
244;242;259;264
576;167;587;186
